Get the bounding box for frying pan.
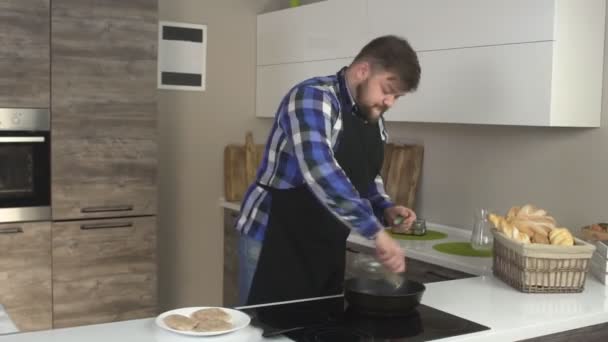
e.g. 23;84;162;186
344;277;426;316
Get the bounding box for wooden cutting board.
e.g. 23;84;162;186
224;132;264;202
225;137;423;207
380;143;394;182
383;143;424;209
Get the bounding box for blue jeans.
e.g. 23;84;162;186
238;234;262;305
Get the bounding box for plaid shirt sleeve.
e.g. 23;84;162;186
364;175;395;223
279;85;382;239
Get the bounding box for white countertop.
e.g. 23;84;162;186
423;276;608;341
220;198;493;276
0;318;272;342
0;305;18;336
3;200;601;341
1;276;606;342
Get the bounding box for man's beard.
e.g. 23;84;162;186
355;81;386;123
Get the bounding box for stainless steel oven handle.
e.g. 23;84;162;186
0;227;24;234
81;205;134;213
81;222;133;230
0;137;45;143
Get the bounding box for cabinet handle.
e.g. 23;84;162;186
346;247;361;254
0;227;23;234
81;222;133;230
81;205;134;213
425;270;454;281
0;137;45;143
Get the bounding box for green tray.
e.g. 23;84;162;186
387;229;447;241
432;242;493;257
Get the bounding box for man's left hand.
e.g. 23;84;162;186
384;205;417;231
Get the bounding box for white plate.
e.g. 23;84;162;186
155;306;251;337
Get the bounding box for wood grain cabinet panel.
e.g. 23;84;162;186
52;216;157;328
0;0;50;108
223;210;239;307
0;222;52;332
51;0;158;220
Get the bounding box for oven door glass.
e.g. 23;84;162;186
0;131;50;209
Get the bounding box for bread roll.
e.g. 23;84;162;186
529;222;554;236
530;208;548;217
501;221;515;237
549;228;574;246
531;232;550;244
488;213;502;229
494;204;568;245
506;206;520;220
512;227;531;244
501;222;530;243
497;216;508;232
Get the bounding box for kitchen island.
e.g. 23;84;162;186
0;274;606;341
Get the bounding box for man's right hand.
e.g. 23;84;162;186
374;229;406;273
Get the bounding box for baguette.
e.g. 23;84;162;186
491;205;568;245
488;213;502;230
517;204;548;218
509;218;536;237
512;227;531;244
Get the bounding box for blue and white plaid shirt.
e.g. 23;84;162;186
235;68;394;241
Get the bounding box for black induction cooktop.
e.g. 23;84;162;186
241;295;490;341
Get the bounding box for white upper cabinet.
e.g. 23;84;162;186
386;43;553;125
368;0;555;51
256;0;606;127
257;0;368;66
548;1;606;127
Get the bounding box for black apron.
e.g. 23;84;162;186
247;84;384;305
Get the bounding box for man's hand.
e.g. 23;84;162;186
384;205;416;231
374;229;406;273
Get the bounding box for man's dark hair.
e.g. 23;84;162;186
353;35;421;92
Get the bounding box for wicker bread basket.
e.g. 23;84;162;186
492;230;596;293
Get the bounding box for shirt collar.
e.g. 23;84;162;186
337;67;359;115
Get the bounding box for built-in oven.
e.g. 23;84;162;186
0;108;51;223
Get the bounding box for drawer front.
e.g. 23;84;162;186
51;133;158;220
52;216;157;328
0;222;52;331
